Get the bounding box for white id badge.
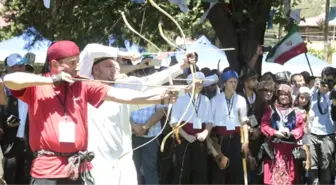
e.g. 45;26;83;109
59;118;75;143
193;117;202;129
225;117;235;130
249;115;259;127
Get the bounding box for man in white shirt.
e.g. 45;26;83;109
291;73;305;101
78;43;197;185
210;69;249;185
170;72;213;185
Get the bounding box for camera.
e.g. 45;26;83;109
320;79;335;90
6;115;20;127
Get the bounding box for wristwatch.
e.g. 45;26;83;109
142;125;149;130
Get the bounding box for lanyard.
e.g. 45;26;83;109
226;95;234;118
53;85;68;116
317;91;328;115
243;90;256;115
188;94;201;116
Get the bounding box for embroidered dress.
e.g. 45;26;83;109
261;106;304;185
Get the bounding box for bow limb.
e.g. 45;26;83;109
148;0;197;149
158;23;180;49
147;0;187;46
148;0;196;151
159;66;175;152
118;11;173;160
120;11;161;52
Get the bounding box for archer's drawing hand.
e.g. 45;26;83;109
52;71;74;84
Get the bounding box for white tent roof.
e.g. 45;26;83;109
175;35;229;71
262;53;332;76
299;13;336;27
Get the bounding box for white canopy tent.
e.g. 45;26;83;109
174;35;229;71
262;53;332;76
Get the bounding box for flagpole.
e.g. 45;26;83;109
304;52;314;76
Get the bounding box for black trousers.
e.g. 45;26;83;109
30;178;83;185
2;138;28;184
158;135;175;184
248;138;264;184
172;138;208;184
210;134;244;184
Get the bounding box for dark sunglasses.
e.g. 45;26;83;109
261;89;274;93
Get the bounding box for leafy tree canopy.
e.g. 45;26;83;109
0;0;300;55
1;0;218;50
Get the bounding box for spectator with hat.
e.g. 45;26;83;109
0;53;30;185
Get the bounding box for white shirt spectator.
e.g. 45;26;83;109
211;92;249;130
170;94;213;129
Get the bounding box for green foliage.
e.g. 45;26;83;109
308;47;324;59
308;44;335;63
0;0;287;50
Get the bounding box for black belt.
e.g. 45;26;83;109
33;149;78;158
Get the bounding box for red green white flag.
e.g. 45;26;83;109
266;26;307;65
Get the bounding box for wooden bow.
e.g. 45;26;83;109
147;0;197;152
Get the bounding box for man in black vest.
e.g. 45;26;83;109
238;68;262;184
0;53;30;184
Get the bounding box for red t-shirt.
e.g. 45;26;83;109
10;81;109;178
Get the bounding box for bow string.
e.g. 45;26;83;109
117;10;175;160
147;0;197;152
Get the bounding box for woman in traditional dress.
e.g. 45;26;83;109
261;84;304;185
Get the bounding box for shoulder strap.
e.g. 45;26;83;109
317;91;328;115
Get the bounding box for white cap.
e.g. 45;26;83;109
203;74;219;87
299;86;311;96
6;53;28;67
186;72;205;84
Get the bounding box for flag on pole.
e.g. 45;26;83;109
266;26;307;65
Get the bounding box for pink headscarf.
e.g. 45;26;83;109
276;84;293;108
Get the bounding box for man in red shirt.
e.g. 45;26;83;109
1;40;179;185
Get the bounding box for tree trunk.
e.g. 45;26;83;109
206;0;271;75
